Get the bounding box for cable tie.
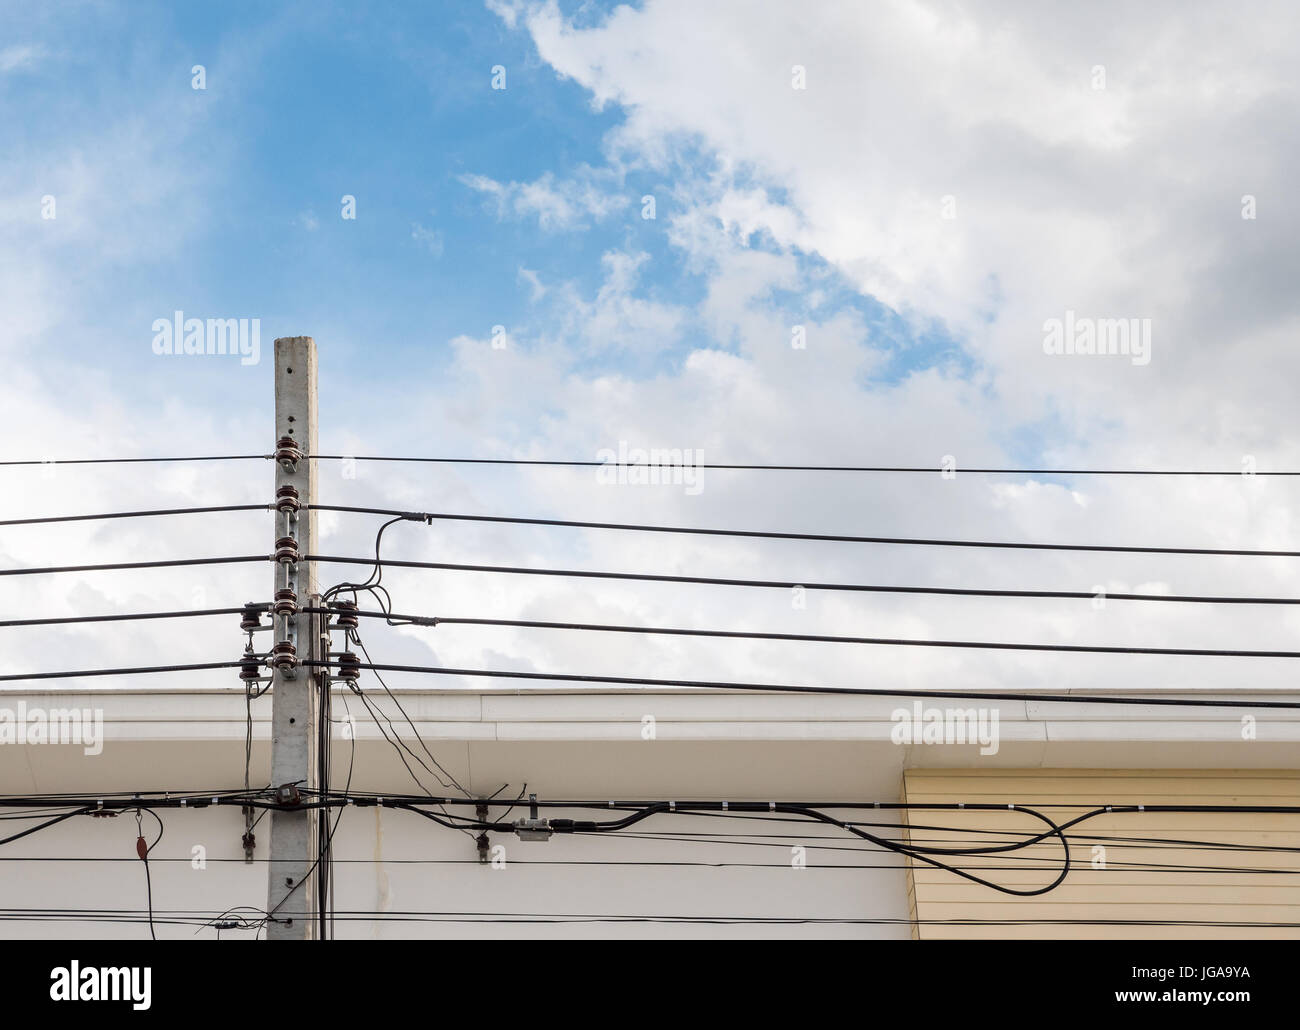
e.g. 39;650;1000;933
722;801;729;811
958;802;964;809
179;798;186;808
608;801;615;808
1138;804;1145;812
769;801;775;811
1105;805;1112;812
1008;803;1015;810
212;797;219;806
669;801;676;812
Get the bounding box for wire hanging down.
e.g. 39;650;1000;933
4;791;1298;904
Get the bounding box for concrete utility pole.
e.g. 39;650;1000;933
265;336;320;939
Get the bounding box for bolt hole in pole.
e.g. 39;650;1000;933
285;878;294;887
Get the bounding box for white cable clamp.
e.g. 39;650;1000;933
211;797;219;806
179;798;187;808
769;801;776;811
722;800;729;811
669;801;676;812
1138;804;1145;812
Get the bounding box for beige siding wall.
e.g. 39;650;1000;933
903;769;1300;939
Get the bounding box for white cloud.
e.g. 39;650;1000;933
411;220;444;257
459;168;630;229
511;0;1300;467
0;44;46;73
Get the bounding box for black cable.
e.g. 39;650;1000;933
304;658;1300;709
309;555;1300;606
0;556;267;577
0;455;269;466
0;661;245;683
0;810;87;846
0;504;268;527
5;789;1297;901
312;505;1300;559
0;606;258;628
313;607;1300;659
4;452;1296;475
303;456;1300;476
134;808;163;941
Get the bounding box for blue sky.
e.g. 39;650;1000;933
4;0;973;459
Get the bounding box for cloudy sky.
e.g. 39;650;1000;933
2;0;1298;701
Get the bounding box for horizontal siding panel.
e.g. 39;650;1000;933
904;769;1300;939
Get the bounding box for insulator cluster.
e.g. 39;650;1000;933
275;484;301;513
332;600;359;631
240;603;264;632
274;435;301;469
270;641;298;672
336;651;361;683
273;588;298;618
239;647;262;682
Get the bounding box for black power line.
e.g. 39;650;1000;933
309;554;1300;606
8;500;1293;558
0;504;269;527
304;659;1300;708
4;453;1297;475
0;607;256;628
305;456;1300;476
0;662;244;683
309;606;1300;659
312;505;1300;558
0;455;269;466
0;556;267;577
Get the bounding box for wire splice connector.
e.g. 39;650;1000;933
513;793;552;841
